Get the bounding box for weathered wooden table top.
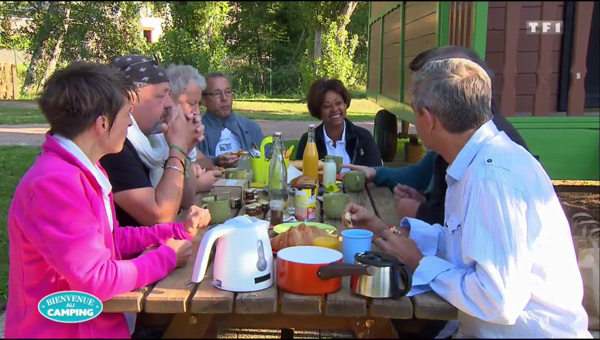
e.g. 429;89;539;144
103;183;457;322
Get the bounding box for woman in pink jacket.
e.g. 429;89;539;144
6;62;211;338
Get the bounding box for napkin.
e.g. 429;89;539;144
287;165;303;184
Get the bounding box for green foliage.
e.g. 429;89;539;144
3;1;369;98
151;29;209;73
0;145;41;312
59;2;150;63
155;2;230;72
300;19;360;93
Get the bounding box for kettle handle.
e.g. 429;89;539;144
391;263;413;299
190;225;232;283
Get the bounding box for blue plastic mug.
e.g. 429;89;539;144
341;229;374;264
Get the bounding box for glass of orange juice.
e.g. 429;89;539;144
313;235;340;250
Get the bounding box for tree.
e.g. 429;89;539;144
2;1;148;95
155;1;230;72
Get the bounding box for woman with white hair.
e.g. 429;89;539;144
167;64;223;193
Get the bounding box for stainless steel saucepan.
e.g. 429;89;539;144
349;251;412;299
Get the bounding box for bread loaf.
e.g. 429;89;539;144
270;223;331;251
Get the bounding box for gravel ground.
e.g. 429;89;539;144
0;121;417;147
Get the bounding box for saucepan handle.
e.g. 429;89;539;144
317;262;371;280
391;263;413;298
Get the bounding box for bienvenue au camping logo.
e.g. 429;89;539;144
38;291;103;323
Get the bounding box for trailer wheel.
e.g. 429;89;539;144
374;110;398;162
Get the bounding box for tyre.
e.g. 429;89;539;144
374;110;398;162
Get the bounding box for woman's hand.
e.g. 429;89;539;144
343;164;376;182
394;184;425;203
183;205;211;238
374;230;423;272
342;202;388;238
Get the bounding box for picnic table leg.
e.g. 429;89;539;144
161;312;215;339
350;317;399;339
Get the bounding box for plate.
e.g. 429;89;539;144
273;222;337;235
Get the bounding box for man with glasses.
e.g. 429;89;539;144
198;72;264;168
100;54;205;229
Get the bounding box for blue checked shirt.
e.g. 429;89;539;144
401;120;591;338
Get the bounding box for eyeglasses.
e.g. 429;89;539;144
202;89;234;98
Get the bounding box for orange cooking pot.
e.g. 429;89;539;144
276;246;373;295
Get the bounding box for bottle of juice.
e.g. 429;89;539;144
303;124;319;180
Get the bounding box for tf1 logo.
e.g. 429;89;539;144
526;21;563;34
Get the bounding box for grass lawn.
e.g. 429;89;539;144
0;98;383;125
0;146;41;312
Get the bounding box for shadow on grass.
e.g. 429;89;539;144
236;98;303;103
236;111;377;122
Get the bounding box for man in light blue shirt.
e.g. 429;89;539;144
343;58;592;338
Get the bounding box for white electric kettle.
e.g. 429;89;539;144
191;216;274;292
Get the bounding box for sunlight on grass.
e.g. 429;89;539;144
233;99;382;122
0;98;383;125
0;146;41;312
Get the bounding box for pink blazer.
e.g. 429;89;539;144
6;134;193;338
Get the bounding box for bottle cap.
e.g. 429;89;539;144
309;124;315;128
274;132;282;137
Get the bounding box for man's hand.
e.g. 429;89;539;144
342;202;388;237
183;205;211;238
374;230;423;272
217;153;239;168
192;164;205;179
395;197;422;220
164;238;193;268
196;170;223;192
343;164;376;182
162;105;204;153
394;184;426;203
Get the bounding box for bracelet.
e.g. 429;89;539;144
164;165;185;176
388;225;401;235
169;145;190;161
165;156;185;170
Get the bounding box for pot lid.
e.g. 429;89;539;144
355;251;400;267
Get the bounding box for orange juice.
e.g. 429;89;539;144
303;124;319;180
313;235;340;250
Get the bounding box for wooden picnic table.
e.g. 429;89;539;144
103;182;457;338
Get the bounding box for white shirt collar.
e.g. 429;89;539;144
323;121;346;146
53;134;112;196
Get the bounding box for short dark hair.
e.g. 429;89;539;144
38;62;136;139
409;46;494;78
306;78;351;119
409;46;500;115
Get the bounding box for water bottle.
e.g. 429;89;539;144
237;150;253;185
268;132;287;226
323;157;337;188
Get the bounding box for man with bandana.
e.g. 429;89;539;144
100;54;205;227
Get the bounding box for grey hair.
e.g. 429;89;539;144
166;64;207;99
411;58;492;133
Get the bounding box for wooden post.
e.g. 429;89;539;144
450;2;457;45
500;2;522;116
567;1;595;116
463;2;473;48
4;63;12;100
533;2;560;116
0;64;5;99
11;64;18;99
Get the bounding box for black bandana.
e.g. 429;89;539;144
110;54;169;88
